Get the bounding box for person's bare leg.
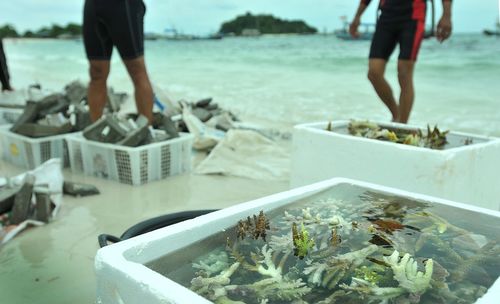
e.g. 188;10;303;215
123;56;154;123
397;60;415;124
88;60;110;122
367;59;399;121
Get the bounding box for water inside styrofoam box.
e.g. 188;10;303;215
145;183;500;304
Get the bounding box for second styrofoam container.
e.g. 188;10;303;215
291;121;500;211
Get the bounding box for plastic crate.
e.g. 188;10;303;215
66;132;194;185
0;107;23;125
0;125;69;169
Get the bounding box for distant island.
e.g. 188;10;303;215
219;13;317;36
0;14;318;41
0;23;82;39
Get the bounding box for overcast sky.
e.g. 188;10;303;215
1;0;498;34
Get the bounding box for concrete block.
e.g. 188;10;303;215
11;174;35;224
34;189;51;223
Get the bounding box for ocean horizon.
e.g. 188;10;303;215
3;33;500;136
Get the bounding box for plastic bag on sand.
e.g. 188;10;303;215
152;84;178;117
182;103;225;151
195;129;290;181
1;159;64;245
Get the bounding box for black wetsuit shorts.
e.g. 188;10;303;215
370;19;426;61
363;0;429;61
83;0;146;60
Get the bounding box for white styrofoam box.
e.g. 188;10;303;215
0;125;69;169
291;121;500;211
0;107;23;125
94;178;500;304
66;132;194;186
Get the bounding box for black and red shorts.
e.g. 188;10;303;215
369;0;427;61
369;20;426;61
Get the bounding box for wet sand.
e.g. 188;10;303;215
0;159;288;304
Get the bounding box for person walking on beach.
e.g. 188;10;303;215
350;0;453;123
0;38;13;91
83;0;154;122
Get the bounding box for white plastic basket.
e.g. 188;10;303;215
0;125;69;169
0;107;23;125
66;132;194;185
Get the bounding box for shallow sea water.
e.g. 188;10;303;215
4;34;500;135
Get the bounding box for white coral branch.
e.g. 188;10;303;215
193;250;229;276
303;261;327;286
269;234;293;254
252;278;311;301
304;245;378;289
332;244;378;266
383;250;433;294
341;278;405;303
191;262;240;301
252;244;283;281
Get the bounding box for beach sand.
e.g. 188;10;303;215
0;158;288;303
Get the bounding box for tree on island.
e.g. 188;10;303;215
33;23;82;38
0;23;83;38
219;12;317;35
0;25;19;38
23;30;35;38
